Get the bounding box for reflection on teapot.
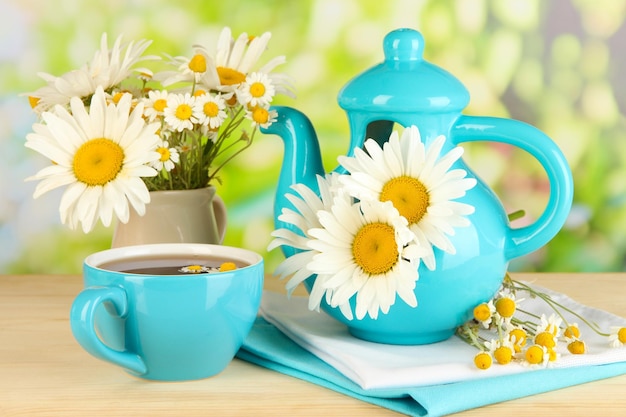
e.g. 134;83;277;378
263;28;573;345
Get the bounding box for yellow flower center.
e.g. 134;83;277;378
493;346;513;365
157;147;171;162
379;176;429;224
548;348;558;362
72;138;124;186
525;345;544;364
153;98;167;112
112;92;125;104
495;297;516;318
204;101;220;118
474;352;492;370
193;89;207;97
618;327;626;343
509;328;527;353
175;103;193;121
250;82;266;98
352;222;398;276
473;303;491;322
28;96;40;109
567;340;586;354
217;67;246;86
534;331;556;349
546;323;559;336
251;106;269;124
219;262;237;272
185;265;204;273
564;325;580;339
188;53;207;73
226;95;238;106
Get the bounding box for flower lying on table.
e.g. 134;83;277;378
24;27;294;233
268;125;477;320
458;273;626;370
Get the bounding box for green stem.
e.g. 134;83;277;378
511;279;610;337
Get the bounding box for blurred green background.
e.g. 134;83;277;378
1;0;625;274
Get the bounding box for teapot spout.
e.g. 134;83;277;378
261;106;325;231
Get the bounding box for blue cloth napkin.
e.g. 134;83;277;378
237;317;626;416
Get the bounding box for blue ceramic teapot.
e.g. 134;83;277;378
263;28;573;345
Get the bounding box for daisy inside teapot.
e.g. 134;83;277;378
264;28;573;345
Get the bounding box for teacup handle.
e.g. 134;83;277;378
70;287;147;375
212;194;227;244
451;115;574;261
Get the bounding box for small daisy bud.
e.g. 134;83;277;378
473;303;491;322
564;325;581;339
493;346;513;365
525;344;545;365
534;331;556;349
219;262;237;272
495;297;516;318
568;340;586;355
188;54;207;73
508;328;527;353
251;106;269;124
474;352;492;370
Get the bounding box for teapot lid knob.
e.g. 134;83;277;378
337;28;469;113
383;28;424;62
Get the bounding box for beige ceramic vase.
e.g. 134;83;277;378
111;186;227;248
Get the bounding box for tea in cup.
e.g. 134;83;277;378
70;243;264;381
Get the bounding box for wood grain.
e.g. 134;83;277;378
1;273;625;416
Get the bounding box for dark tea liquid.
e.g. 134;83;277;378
97;254;249;275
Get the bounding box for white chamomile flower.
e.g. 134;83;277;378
211;27;294;96
158;28;274;91
306;198;425;320
237;72;276;107
136;68;154;83
507;327;528;354
523;344;550;368
608;326;626;348
338;125;477;271
164;93;197;132
245;105;277;129
485;338;515;365
179;265;210;274
28;33;155;113
193;93;227;130
143;90;169;122
157;46;215;88
537;313;563;338
493;290;523;325
213;28;272;88
24;86;160;233
268;174;351;316
152;140;180;172
563;323;581;342
473;300;496;329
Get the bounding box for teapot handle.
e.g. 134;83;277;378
451;115;573;261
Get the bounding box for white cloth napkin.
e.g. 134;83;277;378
260;282;626;390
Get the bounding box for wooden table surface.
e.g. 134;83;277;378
1;272;626;416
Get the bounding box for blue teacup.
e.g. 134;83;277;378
70;243;264;381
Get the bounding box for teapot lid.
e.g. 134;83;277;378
338;28;469;113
